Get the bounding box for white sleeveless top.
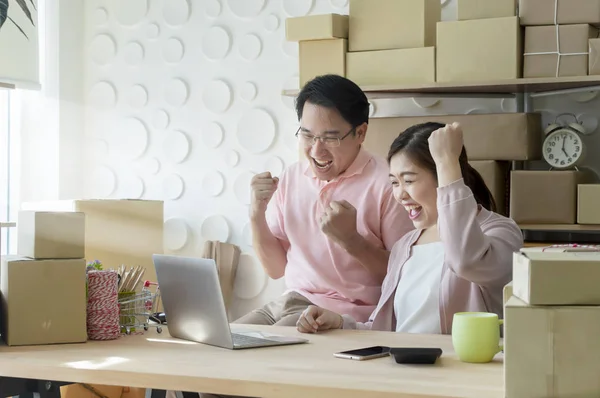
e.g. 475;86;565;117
393;242;445;334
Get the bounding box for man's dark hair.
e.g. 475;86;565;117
295;74;370;128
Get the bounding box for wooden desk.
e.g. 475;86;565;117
0;325;503;398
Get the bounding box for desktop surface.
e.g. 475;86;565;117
0;325;503;398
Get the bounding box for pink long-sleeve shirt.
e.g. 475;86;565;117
342;178;524;333
266;147;414;322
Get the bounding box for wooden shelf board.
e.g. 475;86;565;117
0;82;15;89
282;76;600;97
519;224;600;231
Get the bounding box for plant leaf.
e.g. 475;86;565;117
0;0;8;30
14;0;34;26
8;15;28;39
28;0;35;11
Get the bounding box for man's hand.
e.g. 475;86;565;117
250;172;279;218
297;305;343;333
319;200;360;248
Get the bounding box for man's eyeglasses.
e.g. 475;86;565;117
295;127;355;148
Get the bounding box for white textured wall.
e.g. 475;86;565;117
81;0;600;319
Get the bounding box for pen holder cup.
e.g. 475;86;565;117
118;291;137;333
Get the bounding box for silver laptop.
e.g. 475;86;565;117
152;254;308;350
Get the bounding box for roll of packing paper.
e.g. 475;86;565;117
87;270;120;340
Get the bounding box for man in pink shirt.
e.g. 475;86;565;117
235;74;413;326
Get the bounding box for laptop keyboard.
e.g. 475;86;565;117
232;333;272;347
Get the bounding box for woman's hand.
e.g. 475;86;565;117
429;122;464;187
296;305;343;333
428;122;464;165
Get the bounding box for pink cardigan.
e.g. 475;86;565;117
342;179;523;334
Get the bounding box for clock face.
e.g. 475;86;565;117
542;129;584;169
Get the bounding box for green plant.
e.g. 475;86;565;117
0;0;36;40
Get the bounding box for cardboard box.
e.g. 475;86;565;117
299;39;346;87
0;256;87;346
503;281;513;306
510;171;590;224
60;385;145;398
362;113;542;161
348;0;440;51
504;296;600;397
524;24;598;78
17;211;85;259
578;184;600;224
20;199;164;289
513;249;600;305
457;0;516;20
519;0;600;25
286;14;348;41
346;47;435;86
437;17;521;82
590;38;600;74
60;385;124;398
469;161;510;216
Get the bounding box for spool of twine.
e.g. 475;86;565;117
87;270;120;340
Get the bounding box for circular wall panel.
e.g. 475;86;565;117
89;81;117;109
202;122;225;148
202;171;225;197
152;109;170;130
163;130;191;163
206;0;222;17
201;215;230;242
233;171;254;205
90;34;117;65
236;108;276;153
239;34;262;60
163;0;191;26
165;78;189;107
164;218;189;251
124;41;145;65
202;26;231;60
228;0;265;18
163;38;185;63
114;0;148;26
283;0;314;16
264;14;279;32
164;174;185;200
203;79;233;113
233;254;267;299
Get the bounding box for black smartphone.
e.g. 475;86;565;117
333;345;390;361
390;347;442;364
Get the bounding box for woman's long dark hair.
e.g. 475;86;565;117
387;122;497;212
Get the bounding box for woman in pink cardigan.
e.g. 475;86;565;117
296;122;523;334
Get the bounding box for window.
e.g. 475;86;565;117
0;89;20;255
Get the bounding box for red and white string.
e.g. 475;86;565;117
87;270;120;340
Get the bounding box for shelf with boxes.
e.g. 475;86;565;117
284;0;600;242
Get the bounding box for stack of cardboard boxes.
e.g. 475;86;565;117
0;211;87;346
504;246;600;397
287;0;439;87
21;199;164;292
520;0;600;77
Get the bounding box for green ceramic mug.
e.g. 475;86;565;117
452;312;503;363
